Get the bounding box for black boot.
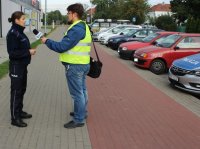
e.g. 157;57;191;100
11;119;27;127
20;111;32;119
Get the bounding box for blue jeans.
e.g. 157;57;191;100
64;64;90;123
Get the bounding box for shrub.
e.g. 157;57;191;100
155;15;177;31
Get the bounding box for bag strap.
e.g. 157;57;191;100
87;23;100;61
92;41;100;61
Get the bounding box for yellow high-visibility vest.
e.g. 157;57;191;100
59;20;91;64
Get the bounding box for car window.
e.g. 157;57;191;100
124;29;138;36
135;30;147;36
142;33;160;42
122;28;137;36
156;35;169;43
158;34;181;48
148;30;154;34
177;36;200;48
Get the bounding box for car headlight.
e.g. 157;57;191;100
122;47;128;51
109;39;113;42
140;53;148;58
191;70;200;77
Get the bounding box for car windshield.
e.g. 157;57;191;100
155;35;170;43
157;34;181;48
142;33;160;43
122;28;138;36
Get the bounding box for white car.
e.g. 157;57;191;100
100;28;139;45
97;24;142;42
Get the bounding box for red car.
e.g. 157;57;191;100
133;33;200;74
118;32;177;60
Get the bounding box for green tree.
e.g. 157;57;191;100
47;10;62;25
92;0;149;24
170;0;188;24
155;15;177;31
62;15;67;24
186;17;200;33
171;0;200;24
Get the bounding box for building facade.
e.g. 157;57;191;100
148;3;172;19
0;0;42;37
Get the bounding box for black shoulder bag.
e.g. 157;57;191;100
87;41;103;78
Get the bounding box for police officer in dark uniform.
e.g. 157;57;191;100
6;11;36;127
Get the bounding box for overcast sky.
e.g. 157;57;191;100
41;0;171;14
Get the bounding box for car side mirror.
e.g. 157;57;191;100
120;32;124;35
152;41;157;45
132;35;136;38
174;46;180;50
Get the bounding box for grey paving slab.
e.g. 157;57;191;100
0;26;92;149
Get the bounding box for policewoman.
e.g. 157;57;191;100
41;3;91;129
6;11;36;127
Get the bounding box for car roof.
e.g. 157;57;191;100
175;33;200;36
157;31;179;35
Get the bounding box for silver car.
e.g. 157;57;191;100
169;53;200;94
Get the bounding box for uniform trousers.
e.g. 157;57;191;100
9;63;28;120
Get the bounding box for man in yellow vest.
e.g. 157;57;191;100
41;3;91;129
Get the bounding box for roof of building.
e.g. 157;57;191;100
150;3;171;12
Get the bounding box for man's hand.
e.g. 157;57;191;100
29;49;36;55
41;37;48;44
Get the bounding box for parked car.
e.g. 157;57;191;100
95;24;142;42
118;32;177;60
107;28;162;50
99;27;138;45
168;53;200;94
133;33;200;74
92;27;112;41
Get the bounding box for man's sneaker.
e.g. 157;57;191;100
64;120;84;129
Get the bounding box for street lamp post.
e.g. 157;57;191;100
44;0;47;34
90;0;92;24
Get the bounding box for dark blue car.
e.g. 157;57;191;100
107;28;162;50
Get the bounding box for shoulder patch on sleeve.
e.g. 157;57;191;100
10;29;19;37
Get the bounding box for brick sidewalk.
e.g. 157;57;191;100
87;43;200;149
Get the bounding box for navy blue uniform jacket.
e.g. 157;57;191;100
6;23;31;65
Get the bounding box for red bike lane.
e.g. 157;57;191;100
87;44;200;149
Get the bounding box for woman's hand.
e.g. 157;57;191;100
29;49;36;55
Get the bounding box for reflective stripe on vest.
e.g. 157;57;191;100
59;20;91;64
66;51;90;56
76;43;91;46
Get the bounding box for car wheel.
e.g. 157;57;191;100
150;59;166;75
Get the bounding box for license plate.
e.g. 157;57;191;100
169;73;178;81
134;58;138;62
